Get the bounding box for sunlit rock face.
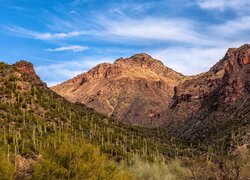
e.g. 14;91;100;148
51;53;185;127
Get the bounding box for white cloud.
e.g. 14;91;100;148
6;26;87;40
100;17;207;45
70;10;78;14
210;16;250;37
45;13;206;46
197;0;250;11
150;46;228;75
198;0;226;10
46;45;88;52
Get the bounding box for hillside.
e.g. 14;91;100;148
0;61;194;179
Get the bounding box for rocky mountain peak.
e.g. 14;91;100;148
51;53;185;126
13;60;37;78
225;44;250;65
130;53;153;59
235;44;250;65
115;53;164;68
210;44;250;73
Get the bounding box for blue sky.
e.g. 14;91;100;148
1;0;250;86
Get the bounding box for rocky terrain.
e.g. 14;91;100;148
51;53;185;126
167;44;250;142
52;44;250;142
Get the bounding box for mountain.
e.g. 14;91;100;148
51;53;185;127
52;44;250;144
1;51;250;179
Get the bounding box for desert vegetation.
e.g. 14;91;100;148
0;61;250;179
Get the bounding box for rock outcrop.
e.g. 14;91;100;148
13;60;38;78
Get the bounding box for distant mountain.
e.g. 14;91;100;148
51;53;185;127
52;44;250;144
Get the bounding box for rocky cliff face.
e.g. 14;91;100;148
51;53;185;126
167;44;250;141
13;60;38;78
51;45;250;139
171;45;250;110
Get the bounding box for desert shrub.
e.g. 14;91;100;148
32;135;131;180
126;156;191;180
0;151;15;180
167;160;192;179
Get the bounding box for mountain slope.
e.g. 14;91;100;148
52;44;250;144
52;53;185;126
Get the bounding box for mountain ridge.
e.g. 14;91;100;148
51;52;185;126
51;44;250;143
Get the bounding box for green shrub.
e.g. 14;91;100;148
32;135;131;179
0;151;15;180
126;156;191;180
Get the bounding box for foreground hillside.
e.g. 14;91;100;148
1;59;250;179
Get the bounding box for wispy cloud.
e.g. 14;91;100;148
5;26;88;40
98;17;211;46
46;45;88;52
70;10;78;14
5;16;210;47
197;0;250;12
210;16;250;37
101;18;199;42
5;5;27;11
